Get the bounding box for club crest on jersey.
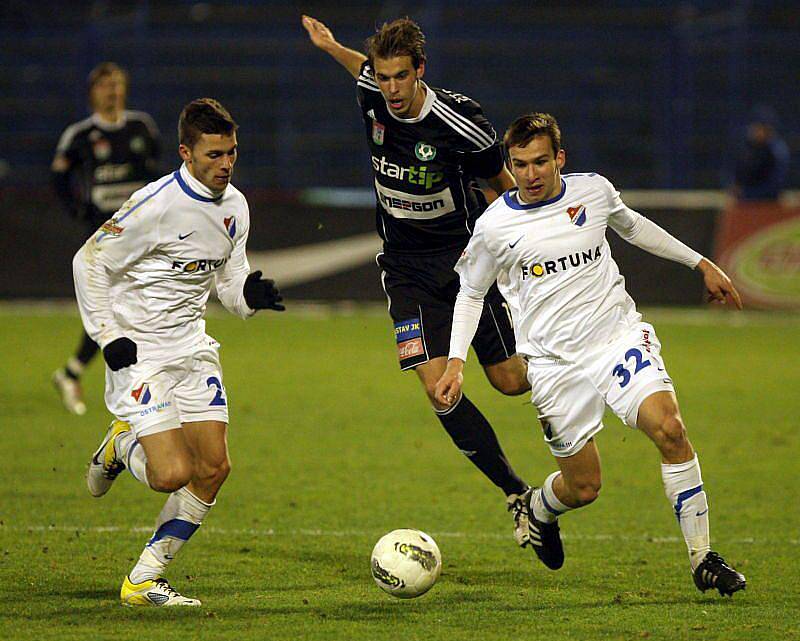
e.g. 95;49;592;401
131;383;152;405
415;142;437;161
372;121;386;145
224;216;236;238
567;205;587;227
92;137;111;161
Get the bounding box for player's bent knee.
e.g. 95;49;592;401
658;416;688;449
567;477;601;506
575;482;601;506
194;456;232;489
487;373;522;395
150;463;194;493
485;362;530;396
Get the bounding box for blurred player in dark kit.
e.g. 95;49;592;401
52;62;161;415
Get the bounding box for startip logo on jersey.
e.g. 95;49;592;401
371;155;444;189
521;244;603;280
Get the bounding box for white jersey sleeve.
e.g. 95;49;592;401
72;185;166;348
215;199;255;319
448;221;502;361
603;177;703;269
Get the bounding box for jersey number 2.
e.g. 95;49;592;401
207;376;227;406
612;348;651;388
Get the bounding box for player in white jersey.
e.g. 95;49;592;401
73;98;284;606
435;113;746;596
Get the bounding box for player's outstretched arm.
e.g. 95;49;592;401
301;14;366;79
696;258;743;309
434;359;465;407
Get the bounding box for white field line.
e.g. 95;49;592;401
1;300;798;326
2;524;795;546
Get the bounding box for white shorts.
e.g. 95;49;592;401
527;322;675;458
104;336;229;438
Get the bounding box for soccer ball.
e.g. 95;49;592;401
370;529;442;598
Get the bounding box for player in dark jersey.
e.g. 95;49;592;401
303;15;535;548
51;62;161;415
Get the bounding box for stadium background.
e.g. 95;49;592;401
1;0;797;304
1;3;799;638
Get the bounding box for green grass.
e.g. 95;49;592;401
1;305;799;640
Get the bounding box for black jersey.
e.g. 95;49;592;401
357;62;505;254
53;110;160;227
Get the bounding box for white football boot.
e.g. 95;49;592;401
507;487;532;548
52;368;87;415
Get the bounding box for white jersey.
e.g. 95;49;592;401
452;173;702;363
73;164;254;357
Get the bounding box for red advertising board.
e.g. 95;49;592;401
715;203;800;309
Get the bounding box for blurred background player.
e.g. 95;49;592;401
51;62;161;415
74;98;284;606
436;113;747;596
731;105;790;202
303;15;534;546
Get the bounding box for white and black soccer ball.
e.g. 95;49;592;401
370;528;442;598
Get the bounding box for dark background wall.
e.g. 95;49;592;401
1;0;798;190
0;186;717;305
0;1;795;303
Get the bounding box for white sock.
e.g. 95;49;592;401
530;471;571;524
115;430;149;487
129;487;214;583
661;454;710;569
66;356;85;377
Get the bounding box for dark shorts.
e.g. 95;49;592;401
377;249;517;371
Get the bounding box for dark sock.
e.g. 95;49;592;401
435;393;527;496
63;367;80;380
73;332;100;371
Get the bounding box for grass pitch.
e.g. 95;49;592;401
1;305;798;641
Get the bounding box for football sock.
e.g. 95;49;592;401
434;393;527;496
129;487;214;584
530;471;571;524
115;429;149;487
661;454;710;570
76;332;100;366
64;356;84;380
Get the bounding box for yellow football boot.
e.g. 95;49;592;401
120;576;201;607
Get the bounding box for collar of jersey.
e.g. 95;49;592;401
90;111;129;132
175;164;224;202
386;81;435;124
503;179;566;210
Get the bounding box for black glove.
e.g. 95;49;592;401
243;271;285;311
103;337;138;371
